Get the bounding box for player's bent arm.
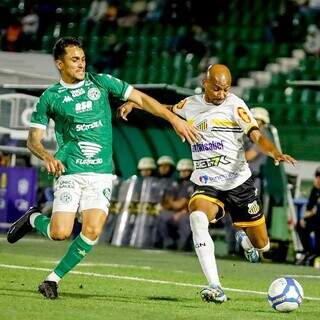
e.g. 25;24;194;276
27;128;65;176
249;129;296;165
27;127;52;161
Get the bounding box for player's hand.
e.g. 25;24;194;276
273;153;297;166
170;117;200;144
299;218;306;228
117;102;137;121
43;155;65;177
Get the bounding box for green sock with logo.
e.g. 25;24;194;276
53;233;95;278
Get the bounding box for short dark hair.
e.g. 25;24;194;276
53;37;83;60
315;167;320;177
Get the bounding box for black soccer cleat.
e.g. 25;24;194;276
7;207;39;243
38;281;58;299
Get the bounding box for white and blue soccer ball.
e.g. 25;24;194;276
267;277;303;312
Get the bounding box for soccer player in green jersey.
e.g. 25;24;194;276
7;37;198;299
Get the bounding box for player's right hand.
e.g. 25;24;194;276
43;155;65;177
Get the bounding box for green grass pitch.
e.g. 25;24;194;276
0;236;319;320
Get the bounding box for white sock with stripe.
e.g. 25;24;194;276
190;211;221;287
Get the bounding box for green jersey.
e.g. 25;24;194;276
30;72;132;175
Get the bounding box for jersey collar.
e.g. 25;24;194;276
59;78;85;89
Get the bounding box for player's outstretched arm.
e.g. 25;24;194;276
27;128;65;177
249;129;296;166
124;89;199;144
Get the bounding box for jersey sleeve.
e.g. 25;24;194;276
96;73;133;101
233;102;259;135
30;92;51;129
172;99;188;119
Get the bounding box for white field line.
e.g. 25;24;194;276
285;274;320;279
41;260;152;270
0;263;320;301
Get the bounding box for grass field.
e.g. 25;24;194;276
0;236;319;320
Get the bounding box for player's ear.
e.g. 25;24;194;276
55;59;63;71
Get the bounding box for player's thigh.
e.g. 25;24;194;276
79;173;113;215
244;222;269;248
50;211;77;238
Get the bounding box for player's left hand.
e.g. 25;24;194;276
171;117;200;144
273;153;297;166
117;102;136;121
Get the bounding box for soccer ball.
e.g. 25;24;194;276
267;277;303;312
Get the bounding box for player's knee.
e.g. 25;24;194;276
82;225;101;241
50;230;71;240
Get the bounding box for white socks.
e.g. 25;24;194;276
190;211;221;287
46;272;61;283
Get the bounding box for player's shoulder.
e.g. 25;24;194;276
40;83;61;99
226;92;246;105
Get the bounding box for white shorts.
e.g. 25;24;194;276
52;173;113;214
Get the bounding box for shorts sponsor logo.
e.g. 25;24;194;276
103;188;111;201
199;172;238;184
87;87;101;101
60;192;72;204
194;155;230;169
75;120;103;132
75;101;93;113
248;201;260;215
192;140;224;153
71;88;85;97
58;180;75;189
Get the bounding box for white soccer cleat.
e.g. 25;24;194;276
235;230;260;263
200;285;228;303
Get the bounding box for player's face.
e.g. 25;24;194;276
203;79;230;105
57;46;86;83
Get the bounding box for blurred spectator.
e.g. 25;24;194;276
87;0;109;24
245;107;271;197
296;167;320;265
137;157;156;177
2;19;24;52
157;158;194;250
157;155;176;178
303;24;320;56
21;7;39;50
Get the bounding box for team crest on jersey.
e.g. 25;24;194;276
237;107;251;123
63;96;73;103
196;120;208;131
248;201;260;215
87;87;101;101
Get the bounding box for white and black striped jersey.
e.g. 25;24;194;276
173;93;259;190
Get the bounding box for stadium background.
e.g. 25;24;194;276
0;1;320;318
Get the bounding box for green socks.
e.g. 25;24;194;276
53;233;95;278
33;214;51;238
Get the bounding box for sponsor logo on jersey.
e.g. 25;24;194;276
75;100;93;113
199;172;238;184
71;88;85;97
237;107;251;123
248;200;260;215
87;87;101;101
75;120;103;132
192;140;224;152
194;155;230;169
196;120;208;131
76;141;103;165
63;96;73;103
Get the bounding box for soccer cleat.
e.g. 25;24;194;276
38;281;58;299
235;230;260;263
7;207;39;243
200;285;228;303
